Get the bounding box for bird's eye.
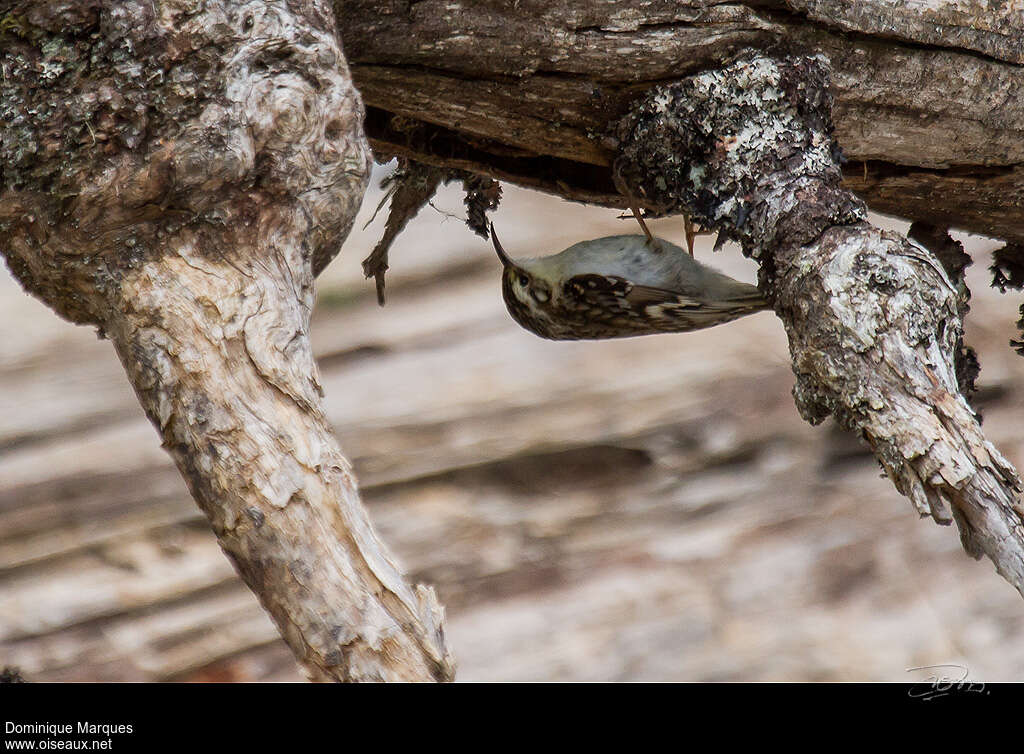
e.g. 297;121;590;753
518;274;529;287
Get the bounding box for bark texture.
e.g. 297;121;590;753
0;0;452;681
613;54;1024;596
335;0;1024;248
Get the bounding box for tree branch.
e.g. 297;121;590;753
613;54;1024;597
0;0;453;681
334;0;1024;244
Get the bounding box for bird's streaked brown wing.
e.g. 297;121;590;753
563;274;764;336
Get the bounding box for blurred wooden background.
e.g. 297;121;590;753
2;165;1023;682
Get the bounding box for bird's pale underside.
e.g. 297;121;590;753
492;227;770;341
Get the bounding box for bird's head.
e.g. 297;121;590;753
490;225;564;339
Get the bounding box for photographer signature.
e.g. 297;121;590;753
906;664;988;700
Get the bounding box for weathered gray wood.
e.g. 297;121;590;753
0;0;451;682
787;0;1024;63
335;1;1024;243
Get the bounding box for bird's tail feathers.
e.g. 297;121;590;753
724;286;770;311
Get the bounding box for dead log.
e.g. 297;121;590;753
335;0;1024;248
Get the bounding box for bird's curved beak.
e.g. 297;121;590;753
490;223;514;268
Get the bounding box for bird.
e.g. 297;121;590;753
491;224;770;341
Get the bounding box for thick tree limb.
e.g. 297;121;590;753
0;0;452;681
334;1;1024;245
612;55;1024;597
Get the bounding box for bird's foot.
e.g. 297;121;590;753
630;203;655;246
684;215;696;256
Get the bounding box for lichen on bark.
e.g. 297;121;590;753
615;54;1024;597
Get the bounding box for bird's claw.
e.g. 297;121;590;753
630;204;655;246
684;215;696;256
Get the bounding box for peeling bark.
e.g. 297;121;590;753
361;160;445;305
0;0;453;681
613;55;1024;597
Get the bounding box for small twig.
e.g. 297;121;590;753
363;163;503;303
362;182;397;230
426;200;465;223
